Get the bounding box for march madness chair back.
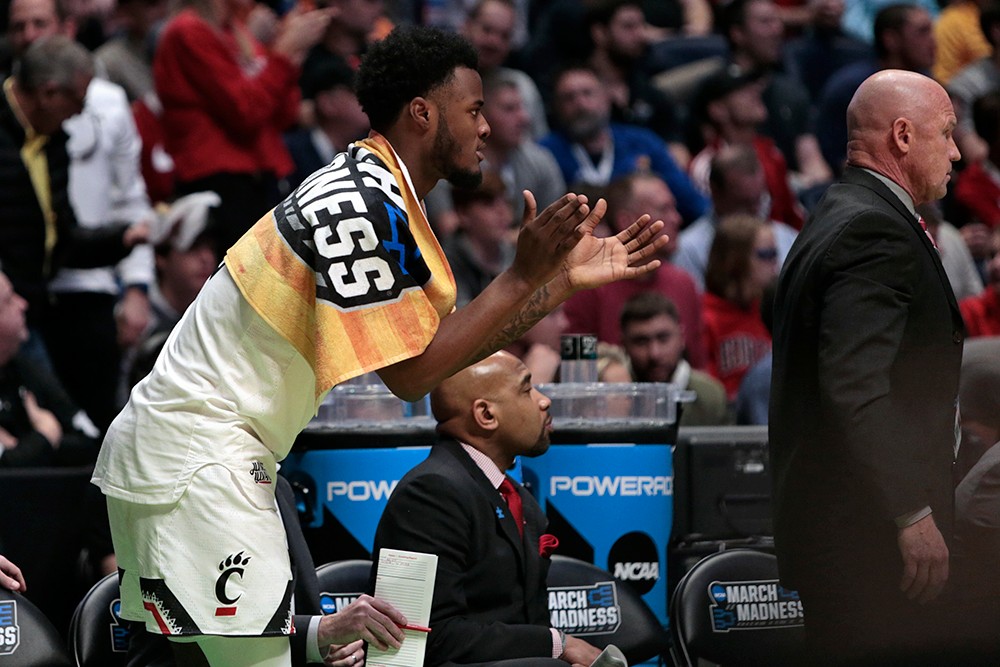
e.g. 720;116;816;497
0;587;72;666
68;572;130;667
669;549;805;666
315;560;372;615
546;555;670;665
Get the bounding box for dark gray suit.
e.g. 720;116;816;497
372;441;559;667
769;167;964;662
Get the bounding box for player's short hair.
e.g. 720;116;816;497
356;25;479;133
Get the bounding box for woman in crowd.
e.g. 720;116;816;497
153;0;331;251
701;214;776;400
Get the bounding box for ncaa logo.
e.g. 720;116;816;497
320;592;362;615
0;600;20;655
607;531;660;595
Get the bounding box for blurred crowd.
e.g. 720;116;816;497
0;0;999;478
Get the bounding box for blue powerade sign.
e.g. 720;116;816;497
285;441;672;625
523;443;673;625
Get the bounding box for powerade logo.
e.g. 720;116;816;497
549;476;672;497
0;600;19;655
320;592;362;615
327;480;398;502
548;582;621;635
709;579;804;632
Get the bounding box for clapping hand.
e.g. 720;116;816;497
559;212;667;293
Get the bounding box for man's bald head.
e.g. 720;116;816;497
431;352;516;433
847;70;936;140
846;70;959;205
431;351;552;470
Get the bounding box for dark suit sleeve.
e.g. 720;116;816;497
373;472;553;664
291;615;317;665
816;211;931;520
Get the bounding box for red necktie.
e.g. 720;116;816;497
918;216;938;250
499;477;524;538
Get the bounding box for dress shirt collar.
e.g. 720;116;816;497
460;441;507;490
861;168;917;219
4;77;39;140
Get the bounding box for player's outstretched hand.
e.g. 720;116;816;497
560;213;667;293
509;191;605;290
317;594;406;651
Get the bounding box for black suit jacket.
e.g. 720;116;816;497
371;441;554;666
769;167;964;591
126;476;323;665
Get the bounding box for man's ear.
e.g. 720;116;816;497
410;97;432;128
473;398;500;431
892;117;913;154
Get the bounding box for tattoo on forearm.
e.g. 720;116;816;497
478;285;552;357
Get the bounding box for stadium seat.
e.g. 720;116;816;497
669;548;805;666
546;555;670;665
67;572;129;667
0;587;73;666
314;560;372;615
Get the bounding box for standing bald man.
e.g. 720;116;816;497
372;352;603;667
770;70;965;664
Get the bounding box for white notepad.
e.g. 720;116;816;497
367;548;438;667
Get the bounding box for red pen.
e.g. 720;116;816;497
398;623;432;633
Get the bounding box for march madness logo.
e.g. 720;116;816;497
548;582;621;635
110;598;130;652
0;600;19;655
708;579;804;632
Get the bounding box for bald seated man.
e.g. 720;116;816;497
770;70;967;665
371;352;604;667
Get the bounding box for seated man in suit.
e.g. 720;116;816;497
372;352;602;667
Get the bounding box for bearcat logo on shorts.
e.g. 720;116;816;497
274;150;432;311
708;579;804;632
215;552;252;617
547;582;621;636
0;600;19;655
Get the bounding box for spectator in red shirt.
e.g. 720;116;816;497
688;64;805;229
960;225;1000;337
153;0;331;251
701;214;775;398
954;90;1000;230
562;171;707;368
